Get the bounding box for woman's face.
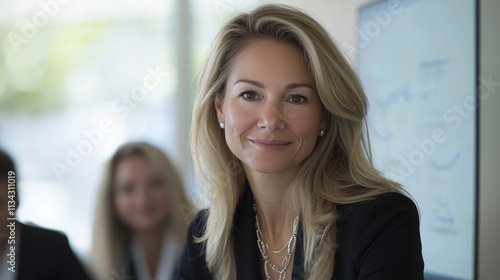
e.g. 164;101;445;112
215;39;326;175
113;155;169;233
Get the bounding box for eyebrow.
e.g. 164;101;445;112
234;79;314;90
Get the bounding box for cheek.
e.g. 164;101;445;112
224;102;256;146
296;116;320;137
114;194;133;220
224;102;255;132
290;108;322;144
151;187;169;209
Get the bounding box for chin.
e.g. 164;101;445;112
133;223;161;232
133;218;163;231
246;160;291;174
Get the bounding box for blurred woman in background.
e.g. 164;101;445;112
90;142;191;280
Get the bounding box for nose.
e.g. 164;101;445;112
258;99;286;132
136;185;152;206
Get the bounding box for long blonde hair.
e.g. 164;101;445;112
190;4;402;279
90;142;191;280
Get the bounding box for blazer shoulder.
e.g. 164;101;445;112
335;192;424;280
22;223;68;241
339;191;419;221
371;191;417;208
21;223;71;251
189;209;209;238
19;223;91;280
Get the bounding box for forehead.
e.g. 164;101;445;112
227;39;315;87
114;156;153;176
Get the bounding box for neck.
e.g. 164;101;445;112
133;226;164;279
134;226;163;247
245;166;301;246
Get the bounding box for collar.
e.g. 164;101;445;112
130;226;177;280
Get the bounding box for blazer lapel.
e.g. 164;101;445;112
233;184;262;280
291;218;305;279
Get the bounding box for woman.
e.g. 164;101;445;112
91;142;191;280
178;4;424;280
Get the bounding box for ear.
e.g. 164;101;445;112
320;119;327;132
214;95;225;123
319;106;328;131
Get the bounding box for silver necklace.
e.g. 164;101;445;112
253;203;299;280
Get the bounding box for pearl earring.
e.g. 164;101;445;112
319;130;325;136
220;122;225;129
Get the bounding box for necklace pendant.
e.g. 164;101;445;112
254;203;300;280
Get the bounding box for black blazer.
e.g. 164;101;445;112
17;223;91;280
176;186;424;280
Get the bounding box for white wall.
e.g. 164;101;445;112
262;0;500;278
262;0;372;63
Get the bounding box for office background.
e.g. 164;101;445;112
0;0;498;279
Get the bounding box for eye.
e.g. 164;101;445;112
118;183;134;194
148;177;164;189
287;94;308;103
239;90;259;100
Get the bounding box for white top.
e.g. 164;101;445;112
131;226;177;280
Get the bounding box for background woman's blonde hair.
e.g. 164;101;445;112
90;142;191;280
190;4;402;280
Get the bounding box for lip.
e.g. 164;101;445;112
139;207;154;216
249;139;292;150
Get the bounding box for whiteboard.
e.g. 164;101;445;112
357;0;478;279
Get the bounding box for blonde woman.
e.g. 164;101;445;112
178;4;424;280
91;142;191;280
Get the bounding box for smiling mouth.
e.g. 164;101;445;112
249;139;292;150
